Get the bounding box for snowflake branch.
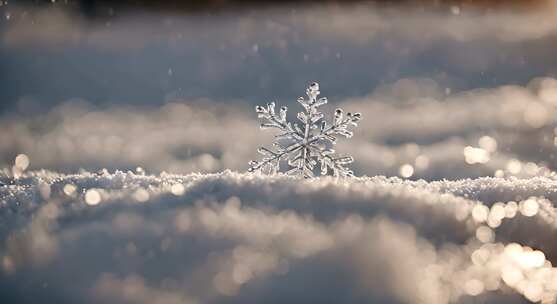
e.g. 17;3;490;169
248;143;303;173
256;102;304;141
308;145;355;177
306;110;361;146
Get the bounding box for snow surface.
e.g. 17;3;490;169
2;75;557;303
1;170;557;303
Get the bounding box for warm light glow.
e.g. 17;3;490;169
472;204;489;223
519;250;546;269
15;153;30;170
520;199;539;217
399;164;414;178
85;189;102;205
133;188;150;203
476;226;494;243
171;184;185;196
63;184;77;196
507;159;522;174
501;265;523;286
505;201;518;218
464;146;490;164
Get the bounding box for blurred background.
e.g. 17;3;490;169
2;0;557;180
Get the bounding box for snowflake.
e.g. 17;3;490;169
248;82;362;178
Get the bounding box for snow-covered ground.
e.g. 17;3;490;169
2;170;557;303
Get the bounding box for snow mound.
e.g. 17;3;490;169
1;170;557;303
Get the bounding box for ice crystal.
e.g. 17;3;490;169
248;82;362;178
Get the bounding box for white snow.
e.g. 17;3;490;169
0;170;557;303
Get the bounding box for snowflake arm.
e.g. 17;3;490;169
247;142;304;174
254;102;304;142
308;109;362;145
249;82;362;178
315;148;355;177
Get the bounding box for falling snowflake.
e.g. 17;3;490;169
248;82;362;178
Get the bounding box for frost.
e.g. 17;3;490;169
249;82;361;178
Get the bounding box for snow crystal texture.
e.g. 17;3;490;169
1;170;557;304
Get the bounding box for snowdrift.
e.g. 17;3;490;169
1;170;557;303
